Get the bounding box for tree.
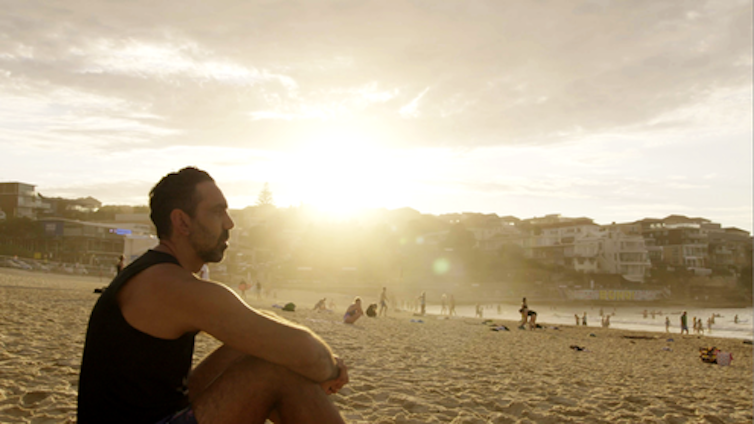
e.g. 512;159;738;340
256;183;274;207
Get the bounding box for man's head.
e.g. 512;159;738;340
150;167;233;263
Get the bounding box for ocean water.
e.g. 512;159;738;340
423;304;753;341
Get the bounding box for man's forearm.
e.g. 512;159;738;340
253;308;339;382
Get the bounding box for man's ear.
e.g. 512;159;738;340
170;209;192;236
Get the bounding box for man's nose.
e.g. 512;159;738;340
224;212;235;230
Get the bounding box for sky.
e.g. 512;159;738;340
1;0;752;232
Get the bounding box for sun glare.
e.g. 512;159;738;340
287;128;397;218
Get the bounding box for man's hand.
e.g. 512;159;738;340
321;356;349;395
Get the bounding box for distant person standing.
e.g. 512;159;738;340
575;314;580;326
255;280;263;301
519;297;529;326
115;255;125;275
418;292;426;316
198;263;210;280
449;294;456;316
237;280;249;300
582;312;587;326
440;294;448;315
665;316;671;332
379;287;389;317
680;311;689;334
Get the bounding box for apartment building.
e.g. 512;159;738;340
517;215;600;267
0;182;44;219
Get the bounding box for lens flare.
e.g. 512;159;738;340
432;257;450;275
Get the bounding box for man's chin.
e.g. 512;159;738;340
201;249;226;263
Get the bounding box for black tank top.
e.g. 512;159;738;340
78;250;197;424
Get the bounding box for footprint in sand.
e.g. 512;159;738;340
21;391;51;407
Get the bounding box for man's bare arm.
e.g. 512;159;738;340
172;276;339;383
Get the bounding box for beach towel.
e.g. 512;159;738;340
716;351;732;366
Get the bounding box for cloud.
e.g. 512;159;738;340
0;0;749;153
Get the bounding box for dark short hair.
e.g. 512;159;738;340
149;167;215;239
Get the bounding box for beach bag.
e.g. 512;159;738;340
282;302;296;312
699;347;718;364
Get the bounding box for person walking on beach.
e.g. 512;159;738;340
255;280;263;300
379;287;388;317
680;311;689;334
78;167;348;424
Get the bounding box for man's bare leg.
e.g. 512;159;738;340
189;346;345;424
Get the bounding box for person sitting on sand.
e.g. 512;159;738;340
77;167;349;424
344;297;364;324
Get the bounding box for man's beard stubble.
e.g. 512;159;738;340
191;228;230;263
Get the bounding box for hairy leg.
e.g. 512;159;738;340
189;347;344;424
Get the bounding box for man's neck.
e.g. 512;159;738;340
153;240;204;274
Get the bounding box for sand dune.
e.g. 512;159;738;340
1;268;751;423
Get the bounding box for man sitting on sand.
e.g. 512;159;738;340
343;297;364;324
78;167;348;424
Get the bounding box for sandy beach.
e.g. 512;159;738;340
1;268;752;424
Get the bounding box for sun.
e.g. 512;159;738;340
286;127;398;218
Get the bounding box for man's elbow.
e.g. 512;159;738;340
295;334;335;382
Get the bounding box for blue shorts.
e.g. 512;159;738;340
155;406;198;424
